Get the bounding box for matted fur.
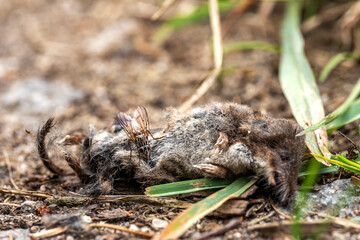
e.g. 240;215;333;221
81;102;305;204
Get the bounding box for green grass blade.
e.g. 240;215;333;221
223;41;280;54
298;158;338;177
152;1;238;44
147;159;338;199
145;178;234;197
319;52;356;82
312;154;360;175
292;159;322;238
279;1;331;163
336;154;360;168
326;99;360;132
158;177;258;240
299;79;360;135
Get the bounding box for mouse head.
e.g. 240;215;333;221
249;117;305;205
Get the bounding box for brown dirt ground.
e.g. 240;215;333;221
0;1;359;239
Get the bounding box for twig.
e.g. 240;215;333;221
3;150;19;190
36;118;65;175
89;222;154;238
338;131;360;153
302;2;353;33
316;213;360;230
29;227;67;239
0;202;22;207
151;0;177;21
249;211;276;226
248;219;332;232
268;199;293;220
179;0;223;112
0;187;52;198
222;0;253;37
95;195;192;208
191;217;242;240
0;187;191;208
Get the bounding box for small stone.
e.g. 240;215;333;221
81;216;92;224
233;232;241;238
95;235;103;240
21;200;38;209
30;226;39;232
66;235;74;240
129;224;140;231
152;218;168;229
141;226;150;233
40;185;46;192
48;204;58;211
21;200;37;206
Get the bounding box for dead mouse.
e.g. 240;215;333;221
80;102;305;205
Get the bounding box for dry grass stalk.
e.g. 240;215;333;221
89;222;154;238
179;0;223;112
151;0;178;21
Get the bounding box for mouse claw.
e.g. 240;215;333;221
212;132;228;156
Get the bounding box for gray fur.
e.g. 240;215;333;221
82;102;305;204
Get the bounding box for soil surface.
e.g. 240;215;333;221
0;1;359;239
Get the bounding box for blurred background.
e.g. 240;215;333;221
0;0;359;180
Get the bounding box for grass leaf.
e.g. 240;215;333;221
311;154;360;175
299;79;360;135
145;178;234;197
298;158;338;177
292;159;322;238
157;177;258;240
279;1;331;164
319;52;357;82
152;1;237;44
326;99;360;133
223;41;280;54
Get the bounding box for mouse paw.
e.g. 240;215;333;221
193;163;230;178
213;132;229;155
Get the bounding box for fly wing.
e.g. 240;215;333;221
134;106;150;132
117;112;136;138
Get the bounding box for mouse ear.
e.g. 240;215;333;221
246;119;284;142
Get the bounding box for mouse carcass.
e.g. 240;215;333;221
76;102;305;205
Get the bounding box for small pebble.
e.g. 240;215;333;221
95;235;103;240
233;232;241;238
81;216;92;224
21;200;37;207
40;185;46;192
30;226;39;232
141;226;150;233
66;235;74;240
152;218;168;229
129;224;140;231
